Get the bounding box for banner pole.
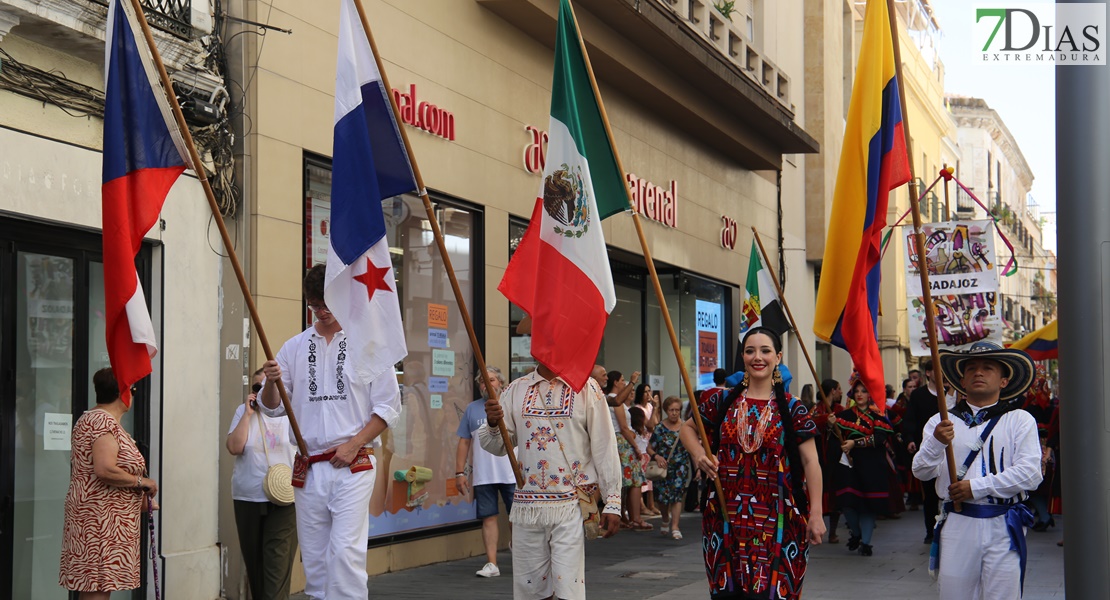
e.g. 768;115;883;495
125;0;308;457
562;0;729;521
943;163;952;221
351;0;523;488
751;228;830;408
885;0;960;509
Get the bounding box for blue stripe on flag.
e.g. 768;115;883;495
331;80;414;265
102;0;186;182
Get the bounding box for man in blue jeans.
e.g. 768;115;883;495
456;366;515;577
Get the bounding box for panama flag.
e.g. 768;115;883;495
102;0;191;406
498;0;625;392
324;0;416;385
814;0;910;413
739;240;789;337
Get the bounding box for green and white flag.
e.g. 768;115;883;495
740;240;789;336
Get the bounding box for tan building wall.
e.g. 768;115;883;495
233;0;817;588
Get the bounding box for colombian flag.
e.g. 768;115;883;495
814;0;910;411
102;0;191;406
1008;319;1058;361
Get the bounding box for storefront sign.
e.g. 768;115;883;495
431;348;455;376
519;126;678;228
44;413;72;451
523;125;548;174
391;84;456;141
720;216;738;250
625;173;677;228
427;303;449;328
694;299;723;389
428;327;448;348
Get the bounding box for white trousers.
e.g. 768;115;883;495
294;458;376;600
512;517;585;600
938;511;1023;600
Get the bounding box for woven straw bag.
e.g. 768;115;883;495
256;411;295;506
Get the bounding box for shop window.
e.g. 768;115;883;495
508;218;537;381
302;154;483;541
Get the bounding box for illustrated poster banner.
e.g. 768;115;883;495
903;220;1003;355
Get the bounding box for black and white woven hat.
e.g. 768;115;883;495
939;341;1036;401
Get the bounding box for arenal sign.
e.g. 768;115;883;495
522;124;677;228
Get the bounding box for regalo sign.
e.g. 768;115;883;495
903;220;1003;355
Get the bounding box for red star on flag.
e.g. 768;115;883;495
353;257;393;302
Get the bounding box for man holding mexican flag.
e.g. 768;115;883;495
481;1;624;598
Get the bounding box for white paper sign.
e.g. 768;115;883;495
648;375;664;391
44;412;72;451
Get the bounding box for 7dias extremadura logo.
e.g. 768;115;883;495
975;3;1106;64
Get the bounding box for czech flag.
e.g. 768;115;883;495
1007;319;1058;361
323;0;416;385
813;0;910;412
102;0;191;406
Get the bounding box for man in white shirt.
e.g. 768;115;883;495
259;265;401;600
912;342;1041;600
481;362;622;600
455;366;514;578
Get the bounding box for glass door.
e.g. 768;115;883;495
1;218;148;599
11;251;75;600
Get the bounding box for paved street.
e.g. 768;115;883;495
294;509;1065;599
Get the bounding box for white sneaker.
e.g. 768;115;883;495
476;562;500;578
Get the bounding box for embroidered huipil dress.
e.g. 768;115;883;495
699;390;817;600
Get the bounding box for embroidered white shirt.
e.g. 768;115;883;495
262;326;401;455
479;371;622;526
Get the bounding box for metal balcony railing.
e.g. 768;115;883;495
90;0;192;38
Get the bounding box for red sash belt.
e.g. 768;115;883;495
292;447;375;488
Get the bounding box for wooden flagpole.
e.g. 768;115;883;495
351;0;523;488
125;0;308;458
562;0;730;522
885;0;960;509
750;228;831;408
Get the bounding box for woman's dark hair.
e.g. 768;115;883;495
732;327;809;513
629;406;647;434
92;368;120;405
633;383;650;406
604;370;622;395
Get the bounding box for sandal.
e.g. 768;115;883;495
671;530;683;540
619;521;634;530
631;521;654;531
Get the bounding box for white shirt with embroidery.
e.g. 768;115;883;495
262;326;401;455
479;371;622;526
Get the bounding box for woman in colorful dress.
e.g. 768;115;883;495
812;379;841;543
607;370;652;530
830;381;895;556
649;395;693;539
60;368;158;599
681;327;825;600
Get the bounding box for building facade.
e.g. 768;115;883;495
0;0;225;598
229;0;817;592
948;95;1057;341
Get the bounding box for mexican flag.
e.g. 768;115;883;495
740;240;789;337
498;0;625;391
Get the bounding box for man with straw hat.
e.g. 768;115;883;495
912;341;1042;600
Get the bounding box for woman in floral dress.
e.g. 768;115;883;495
680;327;826;600
649;396;692;539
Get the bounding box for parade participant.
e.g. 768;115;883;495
912;342;1041;600
480;361;622;600
456;366;514;578
815;379;843;543
258;265;401;600
903;359;954;543
831;382;896;556
681;327;825;600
